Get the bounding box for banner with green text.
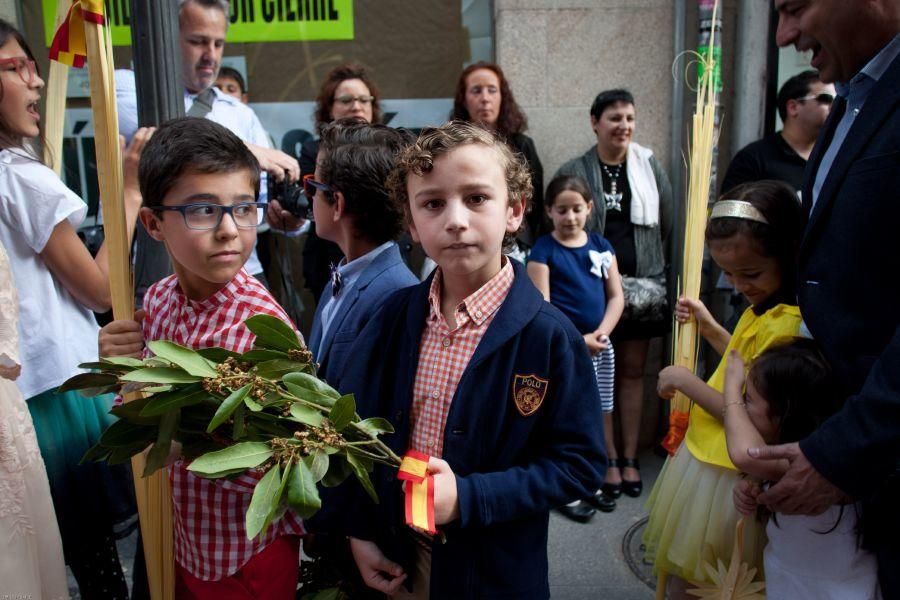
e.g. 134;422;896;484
43;0;354;46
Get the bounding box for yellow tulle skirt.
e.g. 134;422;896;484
642;442;767;585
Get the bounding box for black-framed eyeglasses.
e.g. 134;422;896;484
0;57;37;86
153;202;267;230
334;94;374;106
302;174;333;197
796;92;835;104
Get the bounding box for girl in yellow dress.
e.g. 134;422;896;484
642;180;805;598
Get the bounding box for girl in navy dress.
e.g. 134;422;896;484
528;174;624;518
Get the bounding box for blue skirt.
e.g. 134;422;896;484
27;388;137;552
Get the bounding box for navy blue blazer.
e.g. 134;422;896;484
308;243;417;390
338;260;606;600
798;51;900;558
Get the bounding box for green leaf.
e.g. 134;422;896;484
102;356;145;367
110;396;160;425
357;417;394;437
241;349;289;362
347;453;378;503
265;460;293;532
254;359;307;380
284;382;336;409
80;442;112;464
328;394;356;431
246;464;281;540
245;314;302;352
287;458;322;518
321;455;352;488
301;588;343;600
190;466;252;479
143;410;180;477
57;372;119;393
121;368;203;384
283;372;340;399
206;384;251;432
147;341;219;377
99;420;157;448
288;403;325;427
244;394;263;412
108;444;146;465
77;361;136;373
187;441;272;475
232;406;246;440
196;347;241;363
305;450;329;483
139;384;207;417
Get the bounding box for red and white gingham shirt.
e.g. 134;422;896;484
409;260;514;458
142;269;305;580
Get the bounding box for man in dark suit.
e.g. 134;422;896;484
753;0;900;595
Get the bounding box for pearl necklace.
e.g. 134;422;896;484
601;162;624;211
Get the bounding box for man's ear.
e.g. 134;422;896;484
331;190;345;222
139;207;165;242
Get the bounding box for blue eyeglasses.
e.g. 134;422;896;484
153;202;267;230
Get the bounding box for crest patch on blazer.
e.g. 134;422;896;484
512;373;549;416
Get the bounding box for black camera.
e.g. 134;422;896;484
268;176;310;219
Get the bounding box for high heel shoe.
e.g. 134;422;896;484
618;457;643;498
602;461;622;498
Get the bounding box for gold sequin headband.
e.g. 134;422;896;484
710;200;769;225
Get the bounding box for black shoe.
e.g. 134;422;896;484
557;500;596;523
601;481;622;499
619;457;643;498
586;490;617;513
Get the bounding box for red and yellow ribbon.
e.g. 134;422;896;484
49;0;106;68
398;450;436;535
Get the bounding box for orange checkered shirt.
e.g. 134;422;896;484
410;259;514;457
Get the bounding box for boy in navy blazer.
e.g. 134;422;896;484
307;121;418;389
340;122;607;599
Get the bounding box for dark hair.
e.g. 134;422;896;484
0;20;43;153
590;89;635;120
748;338;841;445
544;174;593;208
179;0;229;22
139;117;260;208
216;66;246;94
387;120;532;245
317;120;413;244
707;180;805;302
451;62;528;135
776;70;820;121
313;63;383;134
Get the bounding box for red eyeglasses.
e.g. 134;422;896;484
302;173;332;197
0;57;37;86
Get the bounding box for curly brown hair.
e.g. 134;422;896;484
451;62;527;136
386;121;532;244
313;63;383;134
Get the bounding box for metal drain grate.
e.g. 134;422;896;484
622;515;657;590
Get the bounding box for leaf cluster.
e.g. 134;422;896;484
62;315;400;540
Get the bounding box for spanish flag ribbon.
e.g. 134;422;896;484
398;450;436;535
49;0;106;68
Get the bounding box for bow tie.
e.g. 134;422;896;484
330;263;343;297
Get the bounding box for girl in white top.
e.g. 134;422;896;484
723;339;880;600
0;20;152;598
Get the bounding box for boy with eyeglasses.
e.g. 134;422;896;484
98;117;305;598
306;120;418;390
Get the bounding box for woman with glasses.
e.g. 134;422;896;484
554;89;673;517
287;63;384;304
451;61;545;251
0;20;151;599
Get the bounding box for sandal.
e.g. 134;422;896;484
618;457;643;498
